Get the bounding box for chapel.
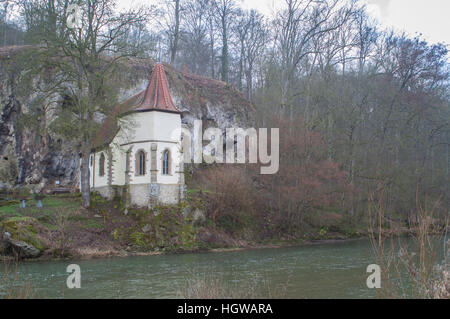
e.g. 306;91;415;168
84;63;185;207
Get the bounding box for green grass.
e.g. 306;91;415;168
0;195;81;217
83;219;104;229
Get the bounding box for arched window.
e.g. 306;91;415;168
162;150;170;175
136;150;146;176
99;153;105;177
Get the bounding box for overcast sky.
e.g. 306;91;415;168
120;0;449;45
242;0;449;45
362;0;449;45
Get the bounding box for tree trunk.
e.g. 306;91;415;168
80;151;91;208
238;42;244;91
221;17;228;82
245;68;252;100
209;17;215;79
170;0;181;65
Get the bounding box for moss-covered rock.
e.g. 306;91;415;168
1;216;45;251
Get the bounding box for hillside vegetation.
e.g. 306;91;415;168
0;0;448;261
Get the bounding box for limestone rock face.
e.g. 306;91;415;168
0;47;254;189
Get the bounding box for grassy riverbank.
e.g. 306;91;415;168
0;192;378;261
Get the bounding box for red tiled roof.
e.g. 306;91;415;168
92;63;182;149
135;63;182;113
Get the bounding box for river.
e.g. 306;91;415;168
4;239;394;298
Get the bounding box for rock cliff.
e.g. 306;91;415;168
0;46;254;191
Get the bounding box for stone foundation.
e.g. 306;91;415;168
129;184;150;207
92;183;182;207
158;184;181;205
93;185;125;200
93;185;114;200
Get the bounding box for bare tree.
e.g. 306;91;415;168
20;0;151;208
164;0;182;64
207;3;216;78
211;0;237;83
275;0;352;118
178;0;210;75
234;9;267;99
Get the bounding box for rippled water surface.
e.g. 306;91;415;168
5;239;390;298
